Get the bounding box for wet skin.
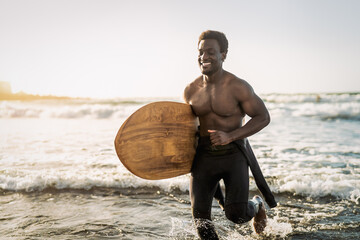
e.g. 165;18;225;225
184;39;270;146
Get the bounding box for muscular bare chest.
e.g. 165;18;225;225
191;85;241;117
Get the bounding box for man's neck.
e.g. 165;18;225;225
203;69;224;84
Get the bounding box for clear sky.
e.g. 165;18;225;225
0;0;359;98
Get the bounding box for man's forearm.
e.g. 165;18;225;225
229;114;270;141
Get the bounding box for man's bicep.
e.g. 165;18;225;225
241;94;268;118
234;81;266;117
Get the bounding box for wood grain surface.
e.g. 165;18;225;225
114;101;198;180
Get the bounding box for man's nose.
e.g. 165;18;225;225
200;52;209;61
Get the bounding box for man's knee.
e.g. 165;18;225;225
225;209;248;224
192;207;211;220
224;202;252;224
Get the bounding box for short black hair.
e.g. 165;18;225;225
198;30;228;54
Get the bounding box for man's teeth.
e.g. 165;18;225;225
202;62;211;66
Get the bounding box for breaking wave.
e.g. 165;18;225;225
1;93;359;121
1;161;358;203
0;98;177;119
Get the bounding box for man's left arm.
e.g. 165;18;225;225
230;88;270;140
208;81;270;145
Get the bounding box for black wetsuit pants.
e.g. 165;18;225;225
190;137;257;239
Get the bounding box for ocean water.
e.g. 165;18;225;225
0;93;359;239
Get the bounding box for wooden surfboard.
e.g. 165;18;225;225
114;101;198;180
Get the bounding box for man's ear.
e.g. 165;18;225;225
221;51;227;62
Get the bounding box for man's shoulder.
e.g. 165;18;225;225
224;71;251;88
192;76;203;84
185;76;203;90
184;76;203;103
223;71;255;100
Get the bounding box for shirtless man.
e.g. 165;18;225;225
184;30;276;239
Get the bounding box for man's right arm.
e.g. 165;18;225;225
183;84;192;104
183;78;199;104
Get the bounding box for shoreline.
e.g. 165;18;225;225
0;92;83;101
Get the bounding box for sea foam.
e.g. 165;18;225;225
1;93;359;121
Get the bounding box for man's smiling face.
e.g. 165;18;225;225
198;39;225;76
